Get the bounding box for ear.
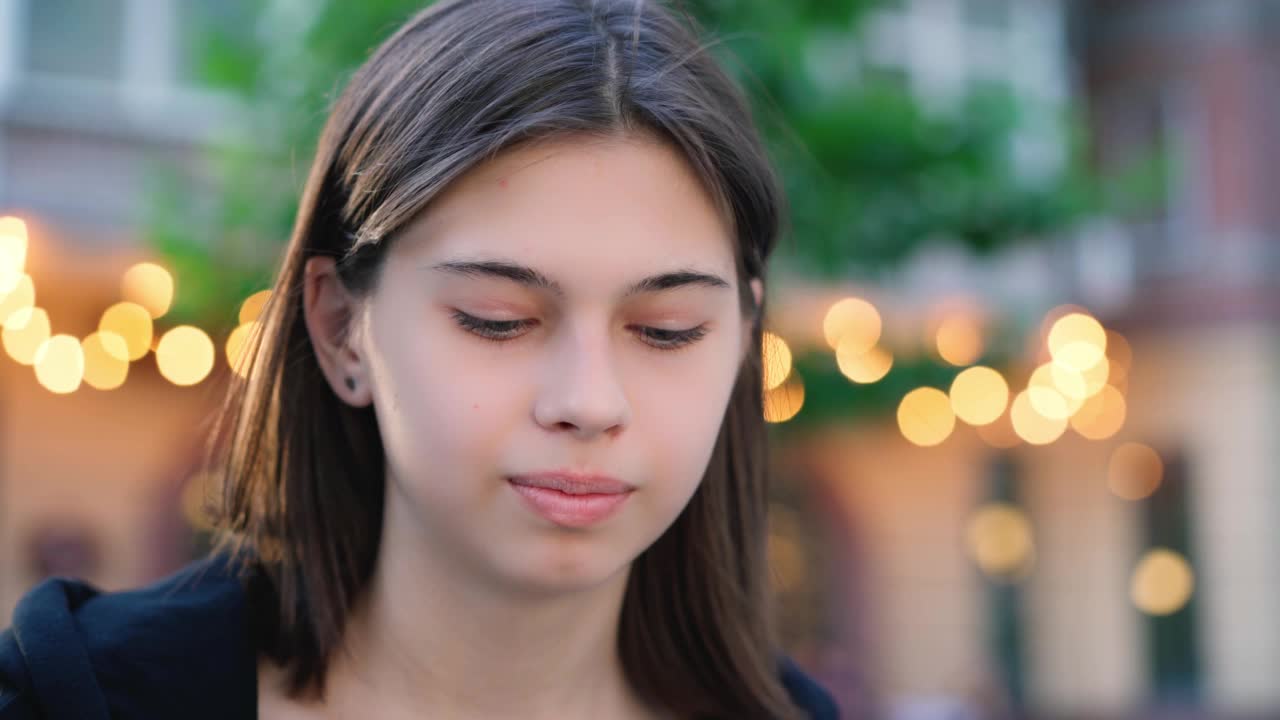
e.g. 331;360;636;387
740;277;764;364
303;256;373;407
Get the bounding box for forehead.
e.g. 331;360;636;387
393;134;737;285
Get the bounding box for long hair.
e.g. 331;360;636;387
211;1;794;717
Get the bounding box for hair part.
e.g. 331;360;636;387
211;1;795;717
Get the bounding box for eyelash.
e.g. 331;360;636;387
450;310;709;351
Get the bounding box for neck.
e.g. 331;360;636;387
311;492;660;720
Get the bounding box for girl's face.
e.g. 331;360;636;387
348;135;757;594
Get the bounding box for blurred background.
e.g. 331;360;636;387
0;0;1275;718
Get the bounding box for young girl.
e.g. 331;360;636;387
0;1;839;717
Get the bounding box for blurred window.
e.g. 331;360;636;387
984;454;1027;708
1142;449;1202;704
23;0;125;81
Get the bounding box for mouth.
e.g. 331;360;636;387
506;471;634;528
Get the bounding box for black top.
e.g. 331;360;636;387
0;554;839;719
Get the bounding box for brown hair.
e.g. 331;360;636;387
211;0;795;717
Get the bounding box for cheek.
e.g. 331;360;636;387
629;341;741;490
366;317;529;476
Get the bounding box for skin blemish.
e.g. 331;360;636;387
497;177;508;189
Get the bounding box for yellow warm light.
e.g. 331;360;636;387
761;331;793;391
764;375;805;423
1039;303;1089;342
0;273;35;326
99;302;154;361
1069;385;1127;440
81;331;130;390
156;326;215;386
33;334;85;394
1047;361;1089;400
0;216;28;294
1106;330;1133;384
3;307;51;366
822;297;881;353
1048;312;1107;371
949;366;1009;426
977;409;1022;449
966;503;1035;579
1131;549;1194;616
935;315;984;366
1010;390;1067;445
121;262;175;319
225;322;261;378
1108;442;1164;501
239;290;272;325
1026;364;1072;420
1078;355;1111;397
836;342;893;383
897;387;956;447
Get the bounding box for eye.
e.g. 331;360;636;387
452;310;709;351
451;310;537;342
633;324;709;351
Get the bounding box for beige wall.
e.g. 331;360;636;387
804;422;993;704
1123;322;1280;712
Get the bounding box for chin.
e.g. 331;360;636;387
497;539;635;596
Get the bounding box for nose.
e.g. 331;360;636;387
532;322;631;440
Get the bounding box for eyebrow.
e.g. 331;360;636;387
427;259;732;297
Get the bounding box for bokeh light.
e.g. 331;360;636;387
898;387;956;447
81;331;130;391
33;334;85;394
121;262;175;319
1027;363;1074;420
238;290;272;325
0;216;28;294
1108;442;1164;501
1048;312;1107;371
764;374;805;423
1070;385;1128;440
1078;355;1111;397
1106;330;1133;388
1131;548;1194;616
822;297;881;353
1010;389;1068;445
949;366;1009;426
1048;361;1090;401
762;331;793;391
966;503;1035;579
935;314;984;366
99;302;154;361
156;326;215;386
836;342;893;383
3;307;51;366
225;322;260;378
0;273;35;326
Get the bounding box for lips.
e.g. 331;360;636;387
507;471;634;495
507;471;634;528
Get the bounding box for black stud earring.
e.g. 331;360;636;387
344;376;356;391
